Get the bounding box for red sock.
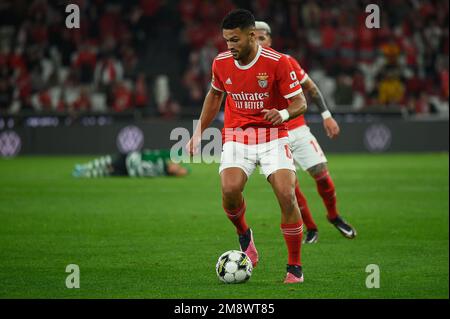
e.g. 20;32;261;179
281;221;303;266
223;200;249;235
294;180;317;231
315;170;338;220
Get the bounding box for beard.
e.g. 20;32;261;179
236;40;252;61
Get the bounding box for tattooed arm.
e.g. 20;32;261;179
302;77;340;139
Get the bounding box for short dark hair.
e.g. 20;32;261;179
221;9;255;30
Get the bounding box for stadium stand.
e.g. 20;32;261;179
0;0;448;119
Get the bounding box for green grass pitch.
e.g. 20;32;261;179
0;153;448;298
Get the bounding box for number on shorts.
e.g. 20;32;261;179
284;144;292;159
310;140;323;156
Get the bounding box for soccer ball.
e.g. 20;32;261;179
215;250;253;284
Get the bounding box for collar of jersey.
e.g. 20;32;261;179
234;45;262;70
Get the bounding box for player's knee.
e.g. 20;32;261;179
277;187;297;211
221;181;243;199
308;163;328;177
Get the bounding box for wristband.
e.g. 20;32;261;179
279;109;290;122
321;110;332;120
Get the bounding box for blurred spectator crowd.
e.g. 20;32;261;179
0;0;150;115
0;0;449;117
178;0;449;116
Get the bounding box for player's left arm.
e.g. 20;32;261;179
263;55;308;126
302;77;340;139
262;92;307;126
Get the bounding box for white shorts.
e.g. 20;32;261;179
288;125;327;171
219;137;296;179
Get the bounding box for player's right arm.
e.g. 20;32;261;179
186;87;224;155
186;58;226;155
198;87;225;130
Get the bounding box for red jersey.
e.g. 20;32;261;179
285;55;309;131
211;45;303;144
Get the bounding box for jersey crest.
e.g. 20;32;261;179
256;73;269;88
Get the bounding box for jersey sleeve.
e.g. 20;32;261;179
288;56;309;84
276;55;303;99
211;59;225;92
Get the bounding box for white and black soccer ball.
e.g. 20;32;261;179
215;250;253;284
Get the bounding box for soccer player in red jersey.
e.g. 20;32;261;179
186;9;308;283
254;21;357;244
